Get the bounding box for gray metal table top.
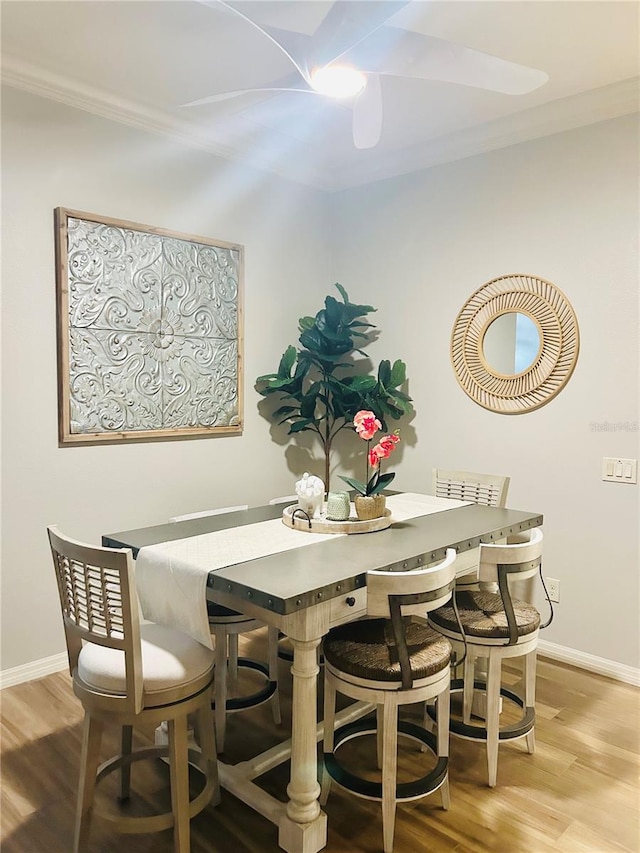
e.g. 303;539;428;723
103;501;543;616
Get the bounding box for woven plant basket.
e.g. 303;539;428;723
354;494;386;521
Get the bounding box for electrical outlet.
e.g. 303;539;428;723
546;577;560;603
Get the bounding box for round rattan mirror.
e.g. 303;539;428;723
451;274;579;414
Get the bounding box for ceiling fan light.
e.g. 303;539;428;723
310;65;366;99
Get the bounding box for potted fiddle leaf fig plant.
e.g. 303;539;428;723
255;283;413;492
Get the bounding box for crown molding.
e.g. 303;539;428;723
2;55;638;193
0;55;331;191
328;77;640;190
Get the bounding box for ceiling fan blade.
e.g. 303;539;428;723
346;26;549;95
216;1;313;83
181;73;313;108
308;1;411;70
352;73;382;150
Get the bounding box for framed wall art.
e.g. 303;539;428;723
55;208;243;445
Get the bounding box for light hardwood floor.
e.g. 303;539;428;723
1;633;638;853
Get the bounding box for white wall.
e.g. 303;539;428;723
0;88;331;671
330;115;639;668
2;87;638;676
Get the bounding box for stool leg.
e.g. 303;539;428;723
524;649;537;754
381;696;399;853
213;626;228;753
228;633;239;683
168;715;190;853
119;725;133;801
267;626;282;725
422;700;434;738
320;675;336;806
437;682;451;810
463;647;476;724
376;704;384;769
486;653;502;787
74;713;104;853
195;691;221;806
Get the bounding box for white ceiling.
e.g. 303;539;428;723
2;1;638;190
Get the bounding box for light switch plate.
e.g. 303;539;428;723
602;457;637;484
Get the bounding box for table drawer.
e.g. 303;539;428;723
329;588;367;627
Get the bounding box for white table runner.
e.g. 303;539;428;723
135;493;469;647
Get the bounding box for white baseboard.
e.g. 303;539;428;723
1;643;638;690
537;640;640;687
0;652;68;690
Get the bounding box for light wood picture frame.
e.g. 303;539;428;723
55;208;244;445
450;273;579;414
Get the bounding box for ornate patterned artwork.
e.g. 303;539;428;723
55;208;243;444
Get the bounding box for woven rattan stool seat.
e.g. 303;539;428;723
323;618;451;682
430;590;540;640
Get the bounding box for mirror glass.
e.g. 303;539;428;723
482;312;540;376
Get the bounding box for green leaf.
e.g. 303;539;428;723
272;405;297;418
315;350;352;363
278;345;297;378
369;472;395;495
343;375;377;392
298;315;315;331
385;402;405;420
342;302;376;323
262;377;297;390
315;311;352;343
334;282;349;304
299;326;324;352
324;295;342;330
378;359;391;388
289;419;314;433
299;393;318;419
339;475;367;496
389;359;406;388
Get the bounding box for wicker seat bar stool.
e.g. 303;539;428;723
428;527;552;787
169;506;281;753
321;549;459;853
430;467;511;720
47;527;219;853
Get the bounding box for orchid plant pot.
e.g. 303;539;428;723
354;494;386;521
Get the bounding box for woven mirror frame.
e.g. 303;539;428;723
450;274;579;414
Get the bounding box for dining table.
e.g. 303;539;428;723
103;492;543;853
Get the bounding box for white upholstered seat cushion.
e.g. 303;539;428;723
77;622;214;696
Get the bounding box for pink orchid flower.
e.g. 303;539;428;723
341;421;400;497
353;410;382;441
369;448;381;468
370;433;401;464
